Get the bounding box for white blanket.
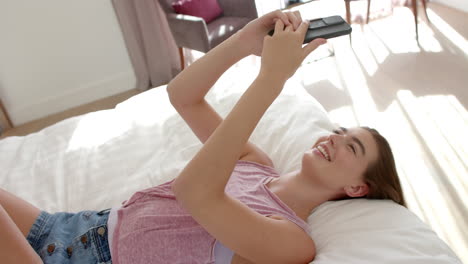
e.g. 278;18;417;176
0;68;460;263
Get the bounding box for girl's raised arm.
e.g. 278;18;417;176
167;11;294;166
172;13;326;263
167;10;292;106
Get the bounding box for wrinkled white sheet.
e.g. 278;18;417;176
0;66;460;263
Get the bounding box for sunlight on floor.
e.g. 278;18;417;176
384;92;468;260
355;8;444;54
358;26;390;65
365;8;421;54
334;38;379;125
427;8;468;57
418;22;444;52
397;90;468;200
350;27;380;76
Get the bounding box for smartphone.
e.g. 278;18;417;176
268;15;352;44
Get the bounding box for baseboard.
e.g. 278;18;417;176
9;71;136;126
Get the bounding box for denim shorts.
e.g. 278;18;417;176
26;208;112;264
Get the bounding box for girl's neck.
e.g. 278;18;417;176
266;171;337;221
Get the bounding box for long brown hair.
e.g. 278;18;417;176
361;127;406;207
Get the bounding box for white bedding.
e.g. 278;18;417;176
0;67;461;263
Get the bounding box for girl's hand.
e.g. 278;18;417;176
259;19;327;82
236;10;304;56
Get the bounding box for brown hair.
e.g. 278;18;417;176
361;127;406;207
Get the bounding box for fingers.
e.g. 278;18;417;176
285;11;302;30
273;15;309;39
284;12;296;29
269;10;308;36
268;10;303;30
271;10;291;27
294;11;302;27
297;20;309;37
303;38;327;57
274;19;284;35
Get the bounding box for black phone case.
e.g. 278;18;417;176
268;15;352;44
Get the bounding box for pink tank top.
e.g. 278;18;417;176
111;160;311;264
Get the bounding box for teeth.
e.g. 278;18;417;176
317;145;330;161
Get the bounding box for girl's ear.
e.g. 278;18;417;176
344;183;369;197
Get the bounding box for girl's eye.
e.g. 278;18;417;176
349;144;356;155
332;129;340;135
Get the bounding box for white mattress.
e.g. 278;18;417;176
0;67;461;263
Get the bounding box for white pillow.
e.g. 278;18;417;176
308;199;461;264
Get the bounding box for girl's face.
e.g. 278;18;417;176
301;127;379;197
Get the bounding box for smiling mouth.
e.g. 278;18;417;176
316;145;331;161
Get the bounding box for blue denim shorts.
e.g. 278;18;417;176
26;208;112;264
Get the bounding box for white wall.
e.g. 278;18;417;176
431;0;468;13
0;0;136;126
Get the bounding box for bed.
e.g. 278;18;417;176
0;65;461;263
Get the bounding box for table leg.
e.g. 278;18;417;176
412;0;419;40
421;0;430;24
366;0;371;24
345;0;351;24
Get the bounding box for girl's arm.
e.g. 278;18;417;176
167;11;294;166
173;15;326;264
167;33;272;165
167;10;292;106
167;33;248;107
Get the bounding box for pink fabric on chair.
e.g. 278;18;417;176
172;0;223;23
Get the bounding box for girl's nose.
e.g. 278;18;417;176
328;134;336;146
328;133;344;147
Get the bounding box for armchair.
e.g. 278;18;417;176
159;0;258;68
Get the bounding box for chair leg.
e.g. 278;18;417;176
366;0;371;24
178;47;185;70
345;0;351;24
421;0;430;24
411;0;419;40
344;0;352;45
